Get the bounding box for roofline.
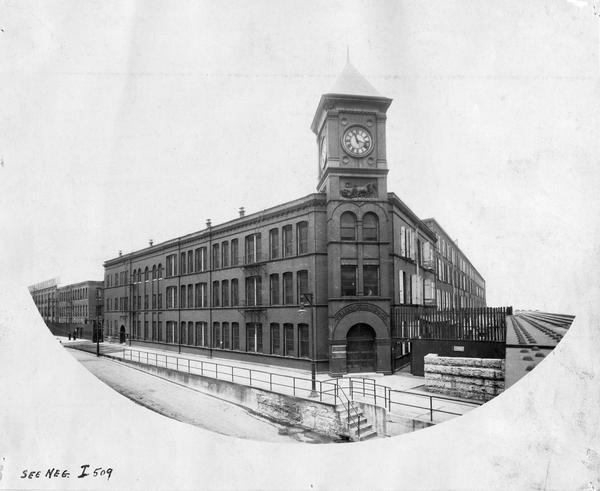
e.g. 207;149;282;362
104;193;327;267
387;193;437;242
310;93;393;134
422;217;485;280
56;280;104;290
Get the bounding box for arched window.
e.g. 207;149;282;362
137;268;142;283
144;267;149;282
152;265;157;280
157;264;163;280
340;212;357;241
363;213;379;241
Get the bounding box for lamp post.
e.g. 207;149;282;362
298;293;317;396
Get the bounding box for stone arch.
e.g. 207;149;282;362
331;304;389;341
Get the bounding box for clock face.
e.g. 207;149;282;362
342;126;373;157
320;138;327;168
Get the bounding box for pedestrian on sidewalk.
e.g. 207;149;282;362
68;332;71;340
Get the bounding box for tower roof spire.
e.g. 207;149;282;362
328;57;381;98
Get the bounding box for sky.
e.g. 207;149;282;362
1;0;599;314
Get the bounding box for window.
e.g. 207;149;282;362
195;283;207;308
213;322;221;348
212;281;220;307
221;242;229;268
270;274;280;305
195;247;207;272
231;279;239;306
187;284;193;308
222;280;229;307
297;221;308;254
222;322;230;350
144;267;149;282
269;229;279;259
212;244;220;269
187;321;194;345
297;270;308;303
244;233;261;264
188;251;193;273
158;293;163;309
245;276;262;306
283;272;293;304
152;321;157;341
232;323;240;350
284;324;294;356
180;252;186;275
246;323;262;353
158;264;163;279
166;286;177;309
283;225;293;257
152;265;157;280
180;285;186;308
270;323;280;355
340;212;357;240
363;266;379;296
363;213;378;241
341;265;357;296
166;255;177;277
231;239;239;266
166;321;177;344
144;294;149;309
298;324;309;358
157;321;163;341
398;270;405;304
195;322;208;347
180;322;187;345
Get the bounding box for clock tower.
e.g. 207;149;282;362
311;60;394;375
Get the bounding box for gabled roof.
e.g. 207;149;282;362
328;60;381;98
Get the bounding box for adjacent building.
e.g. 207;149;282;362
103;61;487;376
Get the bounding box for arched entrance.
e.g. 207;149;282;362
119;326;126;344
346;323;376;373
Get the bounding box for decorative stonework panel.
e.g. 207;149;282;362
340;178;378;199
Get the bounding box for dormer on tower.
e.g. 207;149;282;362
311;60;392;200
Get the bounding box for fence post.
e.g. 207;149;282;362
293;377;296;396
188;359;190;374
138;351;140;363
319;381;322;402
349;378;353;399
215;364;218;379
430;396;433;422
201;361;204;377
249;370;252;387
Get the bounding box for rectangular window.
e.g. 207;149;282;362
222;242;229;268
152;321;157;341
284;323;294;356
222;280;229;307
166;321;176;344
297;221;308;254
195;247;207;272
298;324;309;358
187;285;193;309
157;321;163;342
269;229;279;259
166;287;177;309
244;233;261;264
222;322;230;350
283;225;293;257
245;276;262;306
212;281;220;307
180;285;186;308
158;293;163;309
283;272;293;304
363;266;379;296
195;322;207;347
297;270;308;303
143;321;149;340
166;254;177;277
246;323;262;353
144;294;149;309
398;270;405;304
213;322;221;348
231;239;239;266
341;265;357;296
180;252;187;275
270;274;280;305
270;323;280;355
152;294;156;309
231;279;239;306
212;244;220;269
232;322;240;350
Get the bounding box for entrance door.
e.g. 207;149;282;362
346;324;376;373
119;326;126;344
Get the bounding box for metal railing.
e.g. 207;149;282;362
121;348;363;439
327;377;482;423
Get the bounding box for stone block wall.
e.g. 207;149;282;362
424;354;505;402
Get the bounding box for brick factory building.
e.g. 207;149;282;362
103;62;486;376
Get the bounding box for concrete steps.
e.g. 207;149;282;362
336;405;378;441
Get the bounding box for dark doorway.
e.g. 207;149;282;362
119;326;126;344
346;323;376;373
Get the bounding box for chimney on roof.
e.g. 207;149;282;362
239;207;245;217
118;250;122;257
206;219;212;228
149;239;153;247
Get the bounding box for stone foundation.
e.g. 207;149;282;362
424;354;505;402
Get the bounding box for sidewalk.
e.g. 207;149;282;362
63;338;481;424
